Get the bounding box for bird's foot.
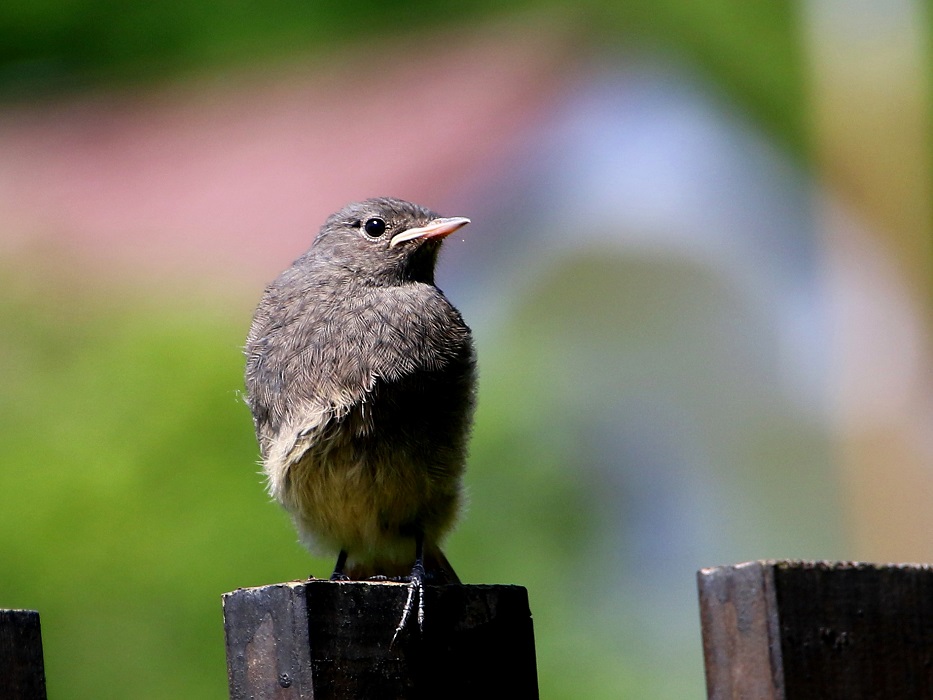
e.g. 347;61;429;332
367;574;389;581
330;550;350;581
391;561;426;646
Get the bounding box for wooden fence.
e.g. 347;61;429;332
5;560;933;698
0;610;46;700
698;560;933;699
222;580;538;698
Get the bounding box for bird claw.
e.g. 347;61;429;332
391;562;426;646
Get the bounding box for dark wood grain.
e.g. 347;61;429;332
698;560;933;700
223;580;538;699
0;609;47;700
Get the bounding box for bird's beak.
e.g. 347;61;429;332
389;217;471;248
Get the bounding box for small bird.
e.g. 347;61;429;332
244;198;475;632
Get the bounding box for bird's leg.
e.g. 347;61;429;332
330;549;350;581
391;532;426;644
411;532;427;629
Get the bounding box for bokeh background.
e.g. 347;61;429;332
2;1;933;697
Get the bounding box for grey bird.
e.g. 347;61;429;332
244;198;475;626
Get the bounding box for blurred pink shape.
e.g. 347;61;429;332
0;24;571;288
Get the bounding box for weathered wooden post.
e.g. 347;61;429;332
223;580;538;699
698;560;933;699
0;609;48;700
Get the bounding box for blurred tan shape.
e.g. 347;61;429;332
803;0;933;561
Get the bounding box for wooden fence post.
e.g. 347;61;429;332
0;609;48;700
697;560;933;699
223;580;538;699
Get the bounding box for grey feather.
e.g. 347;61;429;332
244;197;476;581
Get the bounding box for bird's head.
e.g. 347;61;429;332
308;197;470;285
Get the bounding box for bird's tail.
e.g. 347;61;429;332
343;542;462;583
424;543;461;585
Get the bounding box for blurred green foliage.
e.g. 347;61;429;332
0;250;841;697
0;267;310;697
0;0;804;152
0;2;830;696
0;263;629;698
0;1;510;93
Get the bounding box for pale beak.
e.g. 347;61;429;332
389;217;471;248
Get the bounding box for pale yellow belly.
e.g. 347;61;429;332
279;444;460;573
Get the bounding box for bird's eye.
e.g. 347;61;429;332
364;217;387;237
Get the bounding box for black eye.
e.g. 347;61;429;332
363;217;386;237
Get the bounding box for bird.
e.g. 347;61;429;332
244;197;475;634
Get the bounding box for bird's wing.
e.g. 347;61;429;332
245;283;463;476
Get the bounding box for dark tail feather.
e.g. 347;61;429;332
424;544;461;584
343;542;462;583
